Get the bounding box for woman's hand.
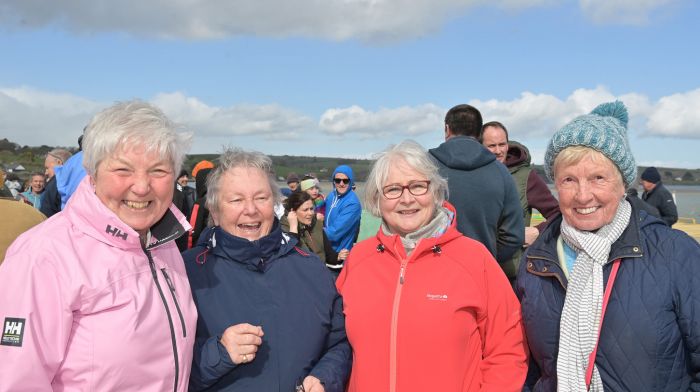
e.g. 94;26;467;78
287;211;299;233
301;375;325;392
337;249;349;261
316;212;324;221
220;323;264;365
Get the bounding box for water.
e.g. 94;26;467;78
666;185;700;221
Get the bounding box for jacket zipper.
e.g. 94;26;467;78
161;268;187;338
389;257;408;392
146;250;180;392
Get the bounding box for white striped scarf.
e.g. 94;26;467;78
557;199;631;391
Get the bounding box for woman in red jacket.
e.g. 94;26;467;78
336;140;528;392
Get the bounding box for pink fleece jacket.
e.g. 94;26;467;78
0;177;197;391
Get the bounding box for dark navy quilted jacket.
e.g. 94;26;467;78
183;222;351;391
516;203;700;391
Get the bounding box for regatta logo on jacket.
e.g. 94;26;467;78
426;293;449;301
105;224;128;240
1;317;25;347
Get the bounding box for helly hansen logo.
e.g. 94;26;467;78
1;317;26;347
106;225;128;240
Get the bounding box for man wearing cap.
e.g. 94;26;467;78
640;166;678;226
281;173;300;197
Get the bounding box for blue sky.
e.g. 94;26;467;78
1;0;698;169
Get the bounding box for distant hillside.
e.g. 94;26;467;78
185;154;373;182
2;138;699;185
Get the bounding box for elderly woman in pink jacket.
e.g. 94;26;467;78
0;100;197;391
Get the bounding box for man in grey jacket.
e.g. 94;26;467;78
429;104;524;264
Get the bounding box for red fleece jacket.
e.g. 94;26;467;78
337;203;528;392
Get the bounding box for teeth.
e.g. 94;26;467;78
239;223;260;229
125;201;149;209
577;207;598;215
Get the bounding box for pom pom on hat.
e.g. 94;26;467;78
544;100;637;187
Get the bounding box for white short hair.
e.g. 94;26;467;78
82;100;192;177
206;147;281;218
363;140;448;216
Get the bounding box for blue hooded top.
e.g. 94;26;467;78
54;151;87;209
323;165;362;252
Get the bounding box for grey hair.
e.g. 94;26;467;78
205;147;281;218
47;148;73;164
82;100;192;177
363;139;448;217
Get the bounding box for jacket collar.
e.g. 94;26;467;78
375;201;462;261
206;219;298;272
66;177;190;251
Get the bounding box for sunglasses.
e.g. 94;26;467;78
333;178;350;185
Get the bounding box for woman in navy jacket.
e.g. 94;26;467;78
516;102;700;391
183;147;351;392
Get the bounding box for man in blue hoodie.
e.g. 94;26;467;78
429;104;524;264
324;165;361;275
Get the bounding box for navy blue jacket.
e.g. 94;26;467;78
429;135;524;263
642;182;678;226
516;203;700;391
183;222;351;391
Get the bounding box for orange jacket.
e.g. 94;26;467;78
337;203;528;392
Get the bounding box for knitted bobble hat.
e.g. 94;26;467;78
544;101;637;187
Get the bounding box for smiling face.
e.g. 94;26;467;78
93;146;175;237
554;151;625;232
212;166;275;241
30;174;45;194
295;200;315;226
333;173;350;195
379;158;436;237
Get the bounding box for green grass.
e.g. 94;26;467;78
357;210;381;242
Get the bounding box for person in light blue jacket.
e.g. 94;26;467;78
324;165;362;263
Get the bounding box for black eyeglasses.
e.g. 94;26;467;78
382;180;431;199
333;178;350;185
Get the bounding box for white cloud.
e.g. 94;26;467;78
579;0;677;25
0;87;103;147
319;104;444;137
1;86;698;160
152;92;314;139
645;88;700;138
0;0;671;41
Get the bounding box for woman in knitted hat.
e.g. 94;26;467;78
515;101;700;391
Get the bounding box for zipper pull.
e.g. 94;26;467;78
161;268;175;292
399;264;406;284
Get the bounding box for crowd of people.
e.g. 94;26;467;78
1;99;698;392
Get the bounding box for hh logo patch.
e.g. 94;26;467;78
1;317;26;347
106;224;128;240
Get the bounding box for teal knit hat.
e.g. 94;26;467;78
544;101;637;186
